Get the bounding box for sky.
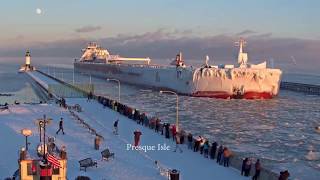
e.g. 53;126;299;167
0;0;319;71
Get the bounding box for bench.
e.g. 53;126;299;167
101;149;115;161
79;158;97;171
0;106;8;112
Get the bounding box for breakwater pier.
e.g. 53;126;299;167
281;81;320;95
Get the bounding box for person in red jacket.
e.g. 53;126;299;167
171;125;177;141
134;130;142;146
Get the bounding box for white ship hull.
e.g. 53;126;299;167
74;62;282;99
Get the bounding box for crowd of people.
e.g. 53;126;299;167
94;94;290;180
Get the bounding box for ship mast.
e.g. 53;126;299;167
236;38;248;66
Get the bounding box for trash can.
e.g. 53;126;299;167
169;169;180;180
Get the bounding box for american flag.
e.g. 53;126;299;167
46;153;61;168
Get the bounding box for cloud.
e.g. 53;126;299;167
236;30;257;36
1;29;319;73
75;25;102;33
250;32;273;39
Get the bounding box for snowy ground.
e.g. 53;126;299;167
0;101;249;180
66;98;249;180
0;104;162;179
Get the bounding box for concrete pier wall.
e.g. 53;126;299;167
281;81;320;95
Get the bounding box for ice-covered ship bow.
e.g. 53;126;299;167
192;38;282;99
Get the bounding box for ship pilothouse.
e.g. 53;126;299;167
79;42;151;64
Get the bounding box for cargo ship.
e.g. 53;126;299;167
74;39;282;99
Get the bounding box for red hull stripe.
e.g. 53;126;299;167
192;91;273;99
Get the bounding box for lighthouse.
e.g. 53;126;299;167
25;50;31;68
19;50;35;72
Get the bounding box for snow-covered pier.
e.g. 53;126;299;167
281;81;320;95
18;69;282;179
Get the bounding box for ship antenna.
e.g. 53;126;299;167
290;55;297;65
235;37;248;65
205;55;209;67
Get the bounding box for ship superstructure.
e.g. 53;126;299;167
74;39;282;99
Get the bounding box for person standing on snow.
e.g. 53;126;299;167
210;142;218;159
252;159;261;180
171;124;177;141
187;133;193;149
203;140;209;158
241;158;248;176
244;158;252;176
164;123;170;139
199;137;205;154
133;130;142;146
216;145;223;164
113;119;119;135
173;133;183;153
155;118;161;133
56;118;65;135
193;136;201;152
223;147;231;167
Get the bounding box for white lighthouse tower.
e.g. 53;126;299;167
25;50;31;69
19;50;35;72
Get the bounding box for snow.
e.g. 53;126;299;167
0;104;163;179
65;98;248;180
0;71;251;179
0;101;249;180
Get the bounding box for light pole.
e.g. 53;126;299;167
53;65;56;78
107;78;121;102
21;129;32;151
72;68;75;85
159;90;179;132
35;115;52;159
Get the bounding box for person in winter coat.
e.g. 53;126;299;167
252;159;261;180
216;145;223;164
187;133;193;149
199;137;205;154
223;147;231;167
113;119;119;135
244;158;252;176
241;158;248;175
165;123;170;139
179;130;185;144
171;125;177;141
155;118;161;133
278;170;290;180
193;136;201;152
210;142;217;159
203;141;209;158
143;115;149;127
133;130;142;146
56;118;65;135
173;133;183;153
